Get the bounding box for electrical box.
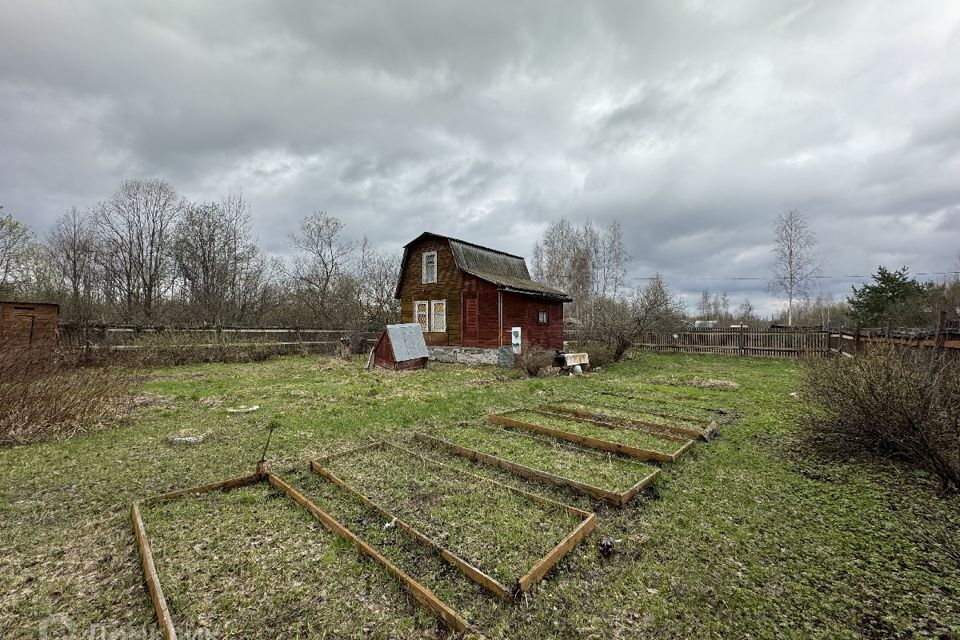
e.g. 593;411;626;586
511;326;522;353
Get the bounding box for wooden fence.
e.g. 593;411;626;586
637;328;830;358
58;323;377;355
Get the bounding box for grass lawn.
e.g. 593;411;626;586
2;353;959;638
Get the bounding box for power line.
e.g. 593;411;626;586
632;271;960;281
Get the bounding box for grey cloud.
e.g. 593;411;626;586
1;1;959;316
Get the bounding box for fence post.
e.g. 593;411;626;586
854;321;861;355
930;308;947;380
739;325;745;357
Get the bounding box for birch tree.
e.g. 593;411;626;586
770;209;820;326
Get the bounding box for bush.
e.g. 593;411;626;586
514;342;555;377
802;345;960;492
572;341;615;370
0;348;132;445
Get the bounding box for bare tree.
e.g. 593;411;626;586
635;273;686;334
354;237;401;329
288;211;355;326
45;207;98;321
736;298;756;323
770;209;821;326
697;288;711;319
174;192;269;325
0;209;35;298
532;218;631;326
94;179;186;321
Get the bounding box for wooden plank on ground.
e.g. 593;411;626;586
381;441;597;593
266;472;470;633
489;412;678;463
308;456;512;601
533;406;692;442
413;431;658;507
142;472;265;505
517;512;597;591
131;502;178;640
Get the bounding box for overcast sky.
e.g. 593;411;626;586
2;1;959;315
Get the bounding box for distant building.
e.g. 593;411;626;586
0;300;59;351
394;232;571;351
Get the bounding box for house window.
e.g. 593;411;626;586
538;310;549;324
422;251;437;284
431;300;447;333
415;301;429;332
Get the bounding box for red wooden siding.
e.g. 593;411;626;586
500;291;564;351
398;236;462;346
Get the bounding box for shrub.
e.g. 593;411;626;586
514;342;555;377
574;341;615;370
0;348;132;445
801;345;960;492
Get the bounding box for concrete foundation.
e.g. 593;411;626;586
427;346;500;366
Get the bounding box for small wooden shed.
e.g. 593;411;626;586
372;323;429;371
0;301;59;351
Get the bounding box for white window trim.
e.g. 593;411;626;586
430;299;447;333
421;251;438;284
414;300;429;332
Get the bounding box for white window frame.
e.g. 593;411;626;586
538;310;549;325
421;251;437;284
414;300;429;332
430;299;447;333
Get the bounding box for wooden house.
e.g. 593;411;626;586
0;300;60;351
395;233;571;351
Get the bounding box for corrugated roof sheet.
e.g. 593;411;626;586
386;323;429;361
448;239;531;280
460;268;571;300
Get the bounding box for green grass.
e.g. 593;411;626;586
429;422;657;491
2;352;959;638
505;409;685;454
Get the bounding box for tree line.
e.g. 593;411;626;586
0;179;400;330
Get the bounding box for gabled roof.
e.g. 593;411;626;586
396;232;572;301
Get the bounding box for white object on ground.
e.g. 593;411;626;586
169;435;205;445
226;405;260;413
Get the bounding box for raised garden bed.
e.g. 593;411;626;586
490;409;695;462
543;400;717;440
416;424;659;506
133;466;469;636
314;442;596;595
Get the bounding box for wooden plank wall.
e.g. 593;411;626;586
398;236;462;346
638;329;830;358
